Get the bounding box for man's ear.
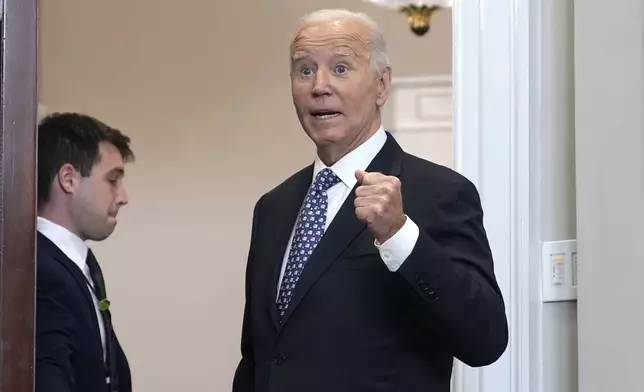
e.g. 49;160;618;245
376;66;392;108
57;163;78;195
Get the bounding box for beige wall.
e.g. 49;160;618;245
38;1;452;390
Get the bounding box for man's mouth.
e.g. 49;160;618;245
310;109;342;120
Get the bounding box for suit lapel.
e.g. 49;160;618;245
279;133;403;328
37;232;103;346
265;166;313;330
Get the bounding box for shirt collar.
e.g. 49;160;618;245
312;126;387;188
37;216;89;272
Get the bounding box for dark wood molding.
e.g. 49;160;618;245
0;0;38;390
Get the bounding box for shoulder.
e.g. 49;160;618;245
400;152;480;203
36;241;74;291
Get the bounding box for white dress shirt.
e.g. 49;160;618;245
37;217;107;361
278;127;420;290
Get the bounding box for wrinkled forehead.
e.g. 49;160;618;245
290;19;374;62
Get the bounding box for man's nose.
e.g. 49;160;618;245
312;70;332;96
117;186;129;206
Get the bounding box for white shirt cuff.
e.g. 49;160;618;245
374;215;420;272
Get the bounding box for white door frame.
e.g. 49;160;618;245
451;0;539;391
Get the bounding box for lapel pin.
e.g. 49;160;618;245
99;298;111;311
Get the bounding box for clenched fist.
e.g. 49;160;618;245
354;170;406;244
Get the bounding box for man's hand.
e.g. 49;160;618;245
354;170;406;243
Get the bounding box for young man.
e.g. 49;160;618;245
36;112;135;392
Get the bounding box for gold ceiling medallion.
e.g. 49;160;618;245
363;1;452;37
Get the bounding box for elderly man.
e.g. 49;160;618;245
233;8;508;392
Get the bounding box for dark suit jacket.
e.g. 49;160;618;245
36;232;131;392
233;133;508;392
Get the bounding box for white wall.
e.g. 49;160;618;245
575;0;644;391
537;2;578;392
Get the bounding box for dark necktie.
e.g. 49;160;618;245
86;249;120;392
276;168;340;321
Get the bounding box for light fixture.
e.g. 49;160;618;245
363;0;453;36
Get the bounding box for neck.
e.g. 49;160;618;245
317;119;382;166
38;204;85;241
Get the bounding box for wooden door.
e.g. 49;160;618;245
0;0;38;390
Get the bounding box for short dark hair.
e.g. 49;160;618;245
37;112;135;207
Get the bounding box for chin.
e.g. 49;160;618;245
88;232;111;242
306;124;349;146
88;225;117;242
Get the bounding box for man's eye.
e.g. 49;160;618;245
300;67;314;76
335;65;348;74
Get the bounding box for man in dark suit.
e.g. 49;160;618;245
36;112;135;392
233;8;509;392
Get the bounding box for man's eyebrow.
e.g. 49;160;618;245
291;52;309;61
107;168;125;177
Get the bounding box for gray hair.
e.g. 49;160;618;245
293;8;390;72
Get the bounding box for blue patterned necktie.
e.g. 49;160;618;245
277;168;341;320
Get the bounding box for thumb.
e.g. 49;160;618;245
355;169;367;184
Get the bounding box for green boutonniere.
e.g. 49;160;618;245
99;298;111;311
